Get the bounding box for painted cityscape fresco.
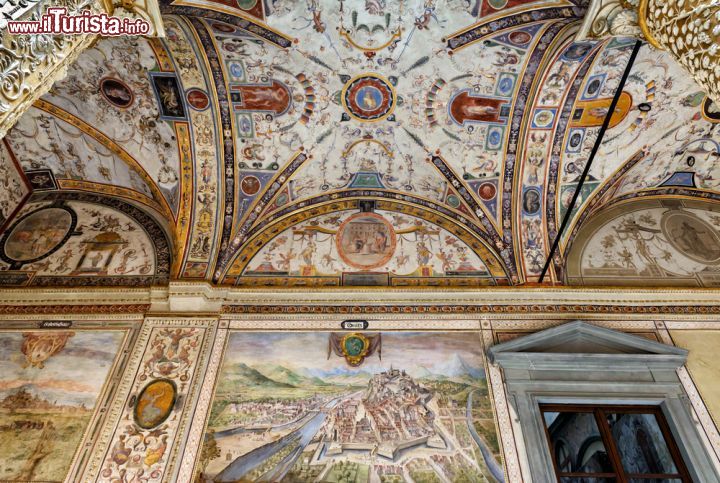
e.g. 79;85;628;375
0;330;125;481
199;332;503;482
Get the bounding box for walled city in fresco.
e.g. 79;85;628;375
199;332;503;482
0;330;125;482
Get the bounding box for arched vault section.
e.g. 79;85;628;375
0;192;172;287
221;198;510;287
565;197;720;287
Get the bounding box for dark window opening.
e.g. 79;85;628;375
541;404;691;483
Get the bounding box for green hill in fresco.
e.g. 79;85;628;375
252;363;331;387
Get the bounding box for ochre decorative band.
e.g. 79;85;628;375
637;0;662;49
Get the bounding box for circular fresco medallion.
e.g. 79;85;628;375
341;74;396;122
134;379;177;429
336;212;397;269
340;333;371;366
344;335;366;357
702;97;720;123
661;211;720;264
477;182;497;200
186;89;210;111
1;207;76;265
99;78;134;109
240;175;261;196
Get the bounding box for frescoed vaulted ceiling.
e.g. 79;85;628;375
1;0;719;288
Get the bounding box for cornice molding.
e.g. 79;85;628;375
0;282;718;316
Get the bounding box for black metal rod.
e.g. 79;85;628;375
539;39;643;283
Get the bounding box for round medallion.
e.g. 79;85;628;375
134;379;177;429
344;335;366;357
336;212;396;269
186;89;209;111
340;333;371;366
99;77;134;109
240;175;261;196
341;74;396;122
0;206;77;265
446;194;461;208
661;211;720;264
478;182;497;200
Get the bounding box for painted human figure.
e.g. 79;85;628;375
372;229;387;253
675;221;711;254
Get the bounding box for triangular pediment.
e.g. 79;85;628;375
488;321;687;364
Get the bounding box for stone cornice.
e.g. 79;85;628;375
0;282;717;317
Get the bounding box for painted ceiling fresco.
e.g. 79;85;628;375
2;0;719;287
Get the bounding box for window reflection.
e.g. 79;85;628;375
545;411;613;473
540;405;690;482
606;413;678;475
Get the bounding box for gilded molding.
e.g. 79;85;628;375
577;0;642;39
0;0;165;139
0;0;98;138
639;0;720;104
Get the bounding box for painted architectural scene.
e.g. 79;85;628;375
0;330;125;482
199;332;503;482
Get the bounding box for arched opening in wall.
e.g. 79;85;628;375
564;197;720;287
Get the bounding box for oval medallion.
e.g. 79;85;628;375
661;211;720;264
0;206;76;265
134;379;177;429
186;89;210;111
99;77;134;109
